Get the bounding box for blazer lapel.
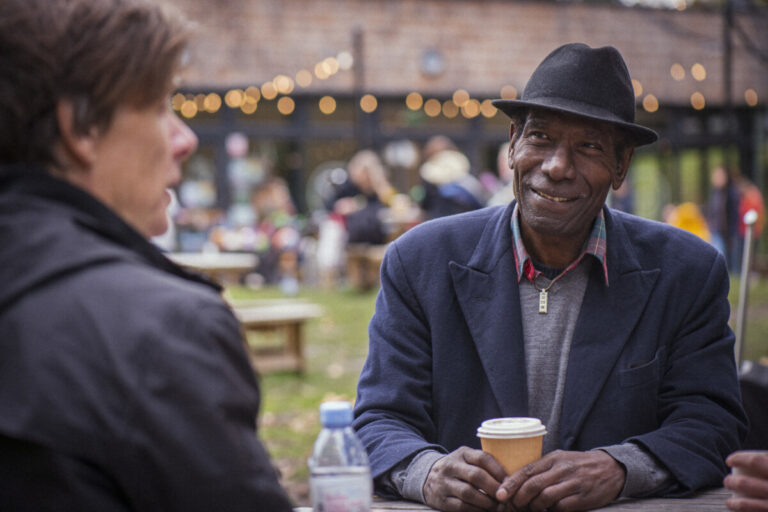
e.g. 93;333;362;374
450;204;529;417
559;210;660;448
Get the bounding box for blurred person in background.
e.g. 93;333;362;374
354;43;746;512
418;135;487;219
666;201;712;243
487;141;515;207
706;166;741;269
327;148;396;245
0;0;292;510
250;177;302;293
734;175;765;273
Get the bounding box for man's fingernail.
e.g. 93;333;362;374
497;489;508;501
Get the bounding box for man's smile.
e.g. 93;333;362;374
532;188;576;203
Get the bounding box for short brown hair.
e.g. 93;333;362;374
0;0;190;167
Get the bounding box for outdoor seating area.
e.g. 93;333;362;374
230;299;323;374
2;0;767;510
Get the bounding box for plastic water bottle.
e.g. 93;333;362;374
309;401;372;512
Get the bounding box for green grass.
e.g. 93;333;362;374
230;275;768;506
226;286;378;505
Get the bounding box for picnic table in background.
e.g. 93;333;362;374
167;251;257;285
229;299;323;374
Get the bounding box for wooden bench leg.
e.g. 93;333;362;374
285;322;304;373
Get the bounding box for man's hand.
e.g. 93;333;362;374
423;446;509;512
724;451;768;512
495;450;625;512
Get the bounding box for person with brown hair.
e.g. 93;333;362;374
0;0;292;510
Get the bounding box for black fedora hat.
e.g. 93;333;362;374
492;43;658;147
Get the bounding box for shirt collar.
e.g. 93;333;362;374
510;203;609;285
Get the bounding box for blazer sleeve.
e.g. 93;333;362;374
118;299;293;512
353;241;447;483
626;251;748;496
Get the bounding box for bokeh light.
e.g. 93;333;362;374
337;51;354;71
319;96;336;115
315;62;330;80
745;89;758;107
690;92;705;110
360;94;378;113
261;81;278;100
296;69;313;88
631;79;643;98
691;63;706;81
244;86;261;102
452;89;470;107
461;99;480;118
642;94;659;112
274;75;295;94
277;96;295;115
225;89;244;108
500;85;518;100
442;100;459;118
406;92;423;110
424;98;441;117
180;100;198;118
172;93;186;111
670;63;685;81
203;93;221;113
480;99;497;118
241;101;257;114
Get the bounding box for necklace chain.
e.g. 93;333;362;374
531;272;565;314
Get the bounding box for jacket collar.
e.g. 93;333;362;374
0;164;220;293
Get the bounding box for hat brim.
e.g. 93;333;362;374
492;98;658;147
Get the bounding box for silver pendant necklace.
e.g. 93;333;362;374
531;274;564;314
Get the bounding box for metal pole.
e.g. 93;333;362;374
734;209;758;367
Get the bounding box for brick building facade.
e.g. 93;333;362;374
164;0;767;245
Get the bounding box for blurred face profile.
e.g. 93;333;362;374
88;98;198;237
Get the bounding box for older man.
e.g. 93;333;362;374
0;0;291;510
353;43;747;511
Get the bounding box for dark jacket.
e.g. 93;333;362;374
354;202;747;497
0;167;292;511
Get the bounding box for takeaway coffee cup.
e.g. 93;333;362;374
477;417;547;474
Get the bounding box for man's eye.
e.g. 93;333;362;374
583;142;603;151
529;131;548;140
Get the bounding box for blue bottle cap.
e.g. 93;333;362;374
319;401;353;428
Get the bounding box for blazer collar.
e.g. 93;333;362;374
450;205;660;440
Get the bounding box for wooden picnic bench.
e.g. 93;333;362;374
230;299;323;374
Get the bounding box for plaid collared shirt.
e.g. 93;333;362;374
510;204;609;286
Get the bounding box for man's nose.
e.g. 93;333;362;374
541;144;575;181
171;114;198;163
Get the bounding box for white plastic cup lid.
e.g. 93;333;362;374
476;417;547;439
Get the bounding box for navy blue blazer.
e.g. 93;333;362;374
354;202;747;496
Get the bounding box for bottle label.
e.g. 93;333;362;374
310;470;372;512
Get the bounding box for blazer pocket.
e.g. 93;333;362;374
619;348;664;388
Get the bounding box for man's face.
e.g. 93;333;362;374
510;109;631;246
88;98;197;237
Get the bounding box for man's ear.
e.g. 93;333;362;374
612;146;634;190
507;122;516;168
55;100;98;170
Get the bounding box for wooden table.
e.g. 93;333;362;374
167;252;257;284
346;243;388;291
295;487;731;511
231;299;323;374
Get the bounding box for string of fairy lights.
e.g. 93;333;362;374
171;51;761;121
